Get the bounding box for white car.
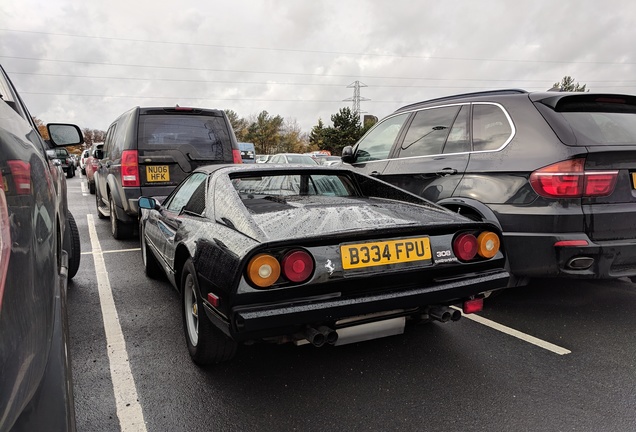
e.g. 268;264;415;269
79;148;90;174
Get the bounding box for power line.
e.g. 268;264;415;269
5;56;633;86
17;71;635;88
1;28;633;65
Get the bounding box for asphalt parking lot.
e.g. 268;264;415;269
66;174;636;432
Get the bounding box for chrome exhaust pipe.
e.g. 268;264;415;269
317;325;338;345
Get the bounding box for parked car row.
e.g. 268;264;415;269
5;53;636;428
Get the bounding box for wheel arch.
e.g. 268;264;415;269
437;197;502;230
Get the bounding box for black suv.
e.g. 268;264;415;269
0;64;83;431
342;89;636;285
94;106;242;239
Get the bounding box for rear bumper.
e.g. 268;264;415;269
505;232;636;279
206;270;509;341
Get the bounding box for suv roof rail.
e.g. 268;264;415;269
396;89;529;112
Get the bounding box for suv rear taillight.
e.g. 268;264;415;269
121;150;140;187
529;158;618;198
7;160;31;195
232;149;243;164
0;173;11;312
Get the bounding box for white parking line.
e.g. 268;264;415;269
87;214;147;431
81;248;141;255
80;181;88;196
453;307;571;355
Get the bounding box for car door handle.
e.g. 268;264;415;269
370;171;380;177
436;168;457;176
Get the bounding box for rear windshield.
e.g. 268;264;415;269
231;173;357;200
138;114;232;160
548;96;636;146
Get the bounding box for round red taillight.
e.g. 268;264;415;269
453;233;478;261
282;250;314;283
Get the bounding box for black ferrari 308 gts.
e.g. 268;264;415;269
138;164;509;365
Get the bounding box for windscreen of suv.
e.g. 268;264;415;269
548;95;636;146
138;114;232;160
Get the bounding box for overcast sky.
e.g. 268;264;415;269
2;0;636;135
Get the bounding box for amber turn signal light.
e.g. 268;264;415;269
247;254;281;288
477;231;500;259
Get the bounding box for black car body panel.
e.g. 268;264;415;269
343;90;636;282
139;164;509;360
0;64;82;431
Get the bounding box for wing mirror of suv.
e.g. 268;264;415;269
94;148;104;159
341;146;355;164
46;123;84;147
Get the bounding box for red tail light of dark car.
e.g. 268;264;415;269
529;158;618;198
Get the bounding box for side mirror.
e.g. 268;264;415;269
94;149;104;159
341;146;355;164
138;196;159;210
47;124;84;146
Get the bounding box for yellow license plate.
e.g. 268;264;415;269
632;172;636;189
340;237;432;270
146;165;170;182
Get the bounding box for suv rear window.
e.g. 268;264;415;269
138;114;232;160
542;95;636;146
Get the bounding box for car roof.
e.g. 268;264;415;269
395;89;529;112
395;88;636;113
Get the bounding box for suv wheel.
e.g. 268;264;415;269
63;211;81;279
109;195;133;240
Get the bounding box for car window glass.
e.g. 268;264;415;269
138;114;232;161
398;106;460;158
183;179;207;215
103;124;116;158
562;112;636;145
232;173;356;200
472;104;512;151
355;113;409;162
442;105;471;154
165;172;207;213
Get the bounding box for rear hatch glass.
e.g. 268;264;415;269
539;94;636;146
137;111;234;187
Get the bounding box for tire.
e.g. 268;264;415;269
96;190;108;219
109;195;133;240
88;180;95;195
81;168;86;175
66;168;73;179
140;222;162;279
182;259;237;365
63;211;81;279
